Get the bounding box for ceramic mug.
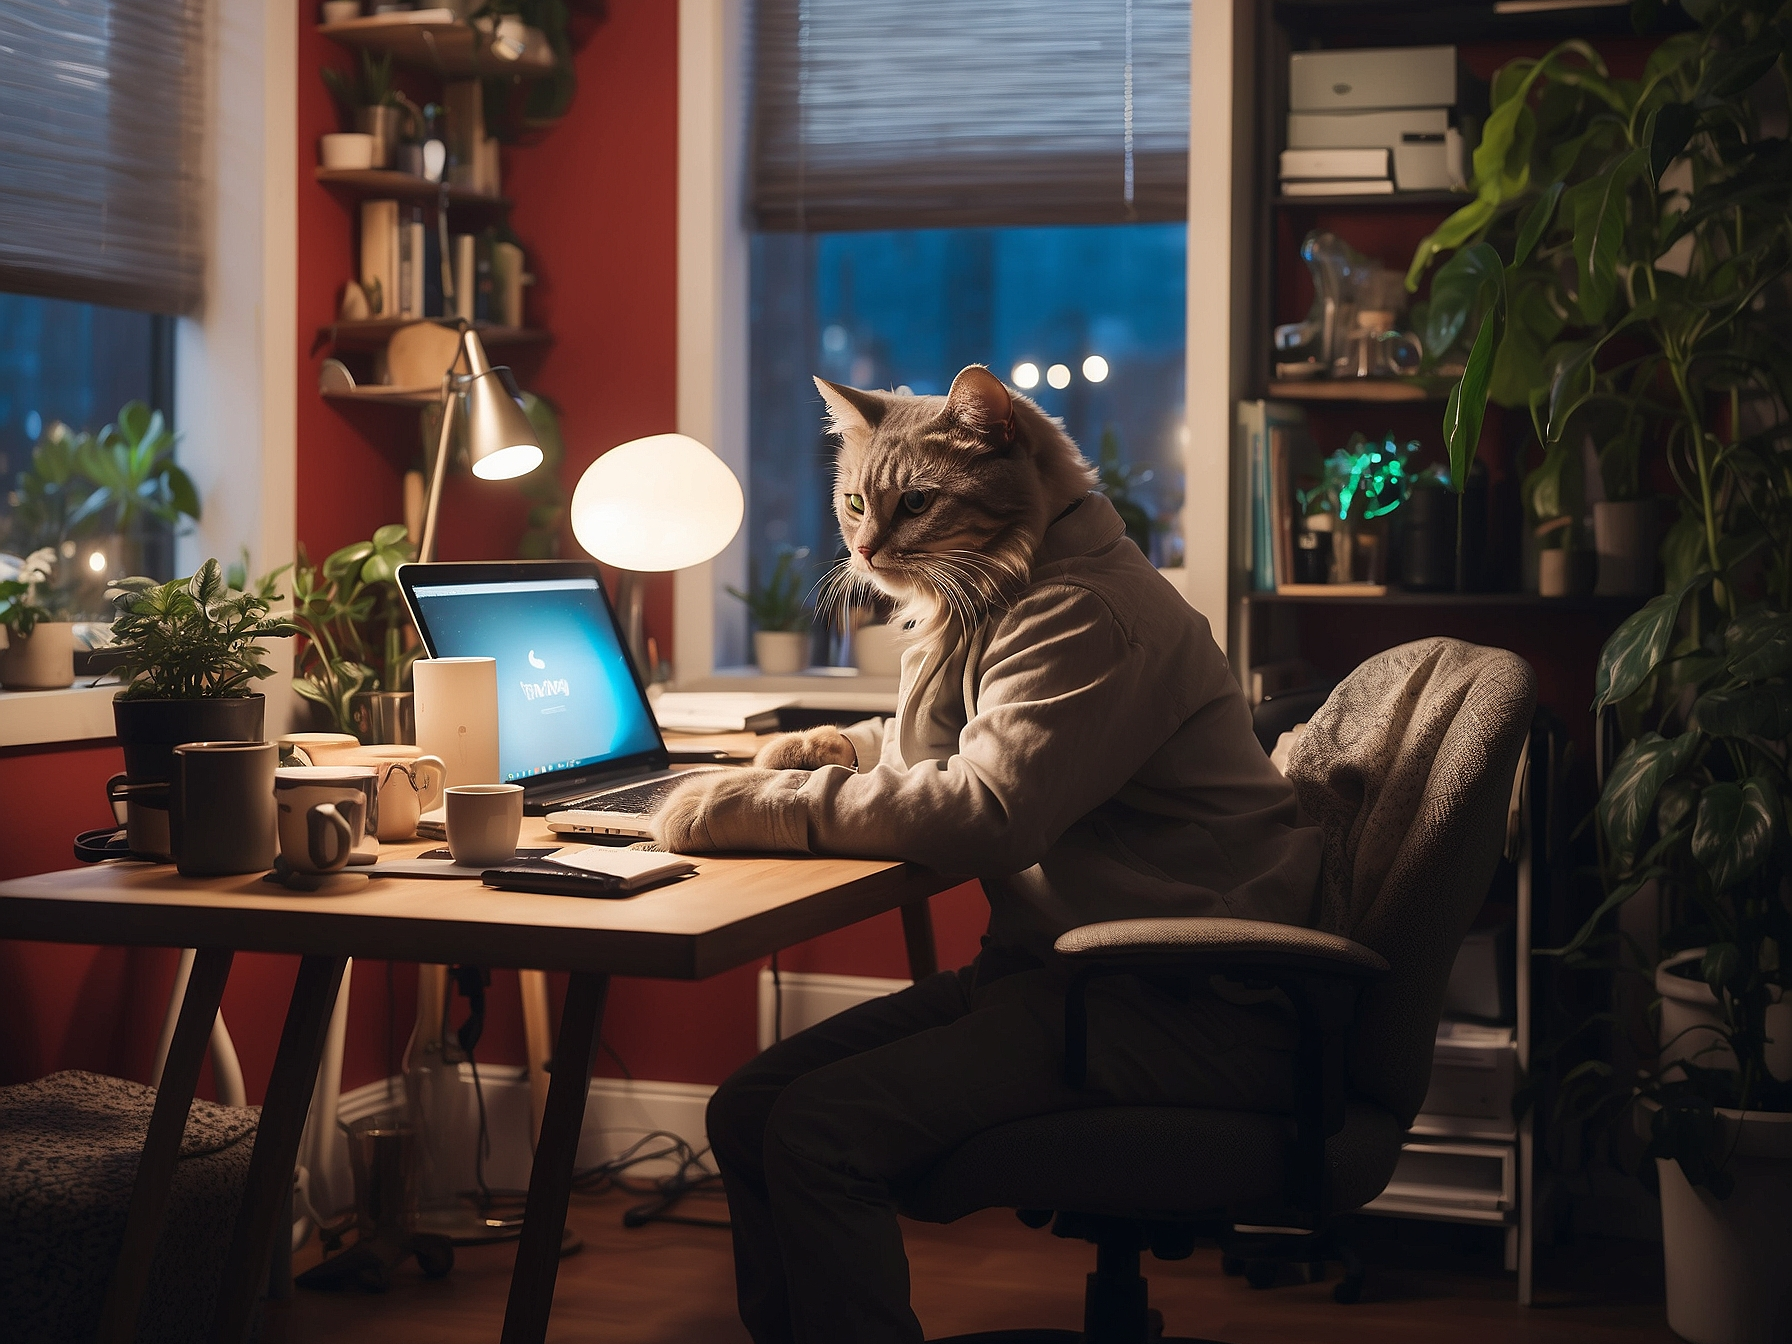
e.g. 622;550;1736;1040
278;732;363;768
444;783;524;868
275;766;373;874
348;746;446;842
106;773;171;862
169;741;278;877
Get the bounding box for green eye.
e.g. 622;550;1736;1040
901;489;929;514
845;493;865;514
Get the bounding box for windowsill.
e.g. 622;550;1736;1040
0;683;118;749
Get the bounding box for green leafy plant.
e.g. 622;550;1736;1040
474;0;578;136
108;559;296;701
1409;0;1792;1194
729;546;811;633
322;49;399;122
66;402;201;568
0;548;61;637
289;524;421;733
1094;426;1153;554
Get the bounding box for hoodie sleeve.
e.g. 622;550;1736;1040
660;585;1194;872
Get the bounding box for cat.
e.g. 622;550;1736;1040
754;364;1096;774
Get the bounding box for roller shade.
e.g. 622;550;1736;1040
750;0;1190;232
0;0;205;315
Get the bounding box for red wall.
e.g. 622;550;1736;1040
1;0;990;1103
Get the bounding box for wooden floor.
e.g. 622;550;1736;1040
269;1191;1677;1343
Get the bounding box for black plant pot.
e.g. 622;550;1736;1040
113;693;266;784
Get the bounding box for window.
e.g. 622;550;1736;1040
739;0;1189;669
0;294;178;612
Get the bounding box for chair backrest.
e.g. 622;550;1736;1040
1284;638;1534;1125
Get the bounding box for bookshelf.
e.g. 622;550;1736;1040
1264;377;1446;403
314;167;511;212
318;8;555;75
318;318;550;354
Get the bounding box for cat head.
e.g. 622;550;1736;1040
814;364;1097;644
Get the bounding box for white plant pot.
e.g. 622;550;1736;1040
0;621;75;690
851;623;905;677
754;631;808;676
1651;952;1792;1344
1594;499;1660;596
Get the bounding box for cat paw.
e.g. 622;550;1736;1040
753;726;856;771
653;768;783;853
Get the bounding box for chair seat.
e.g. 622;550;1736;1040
0;1070;259;1344
899;1102;1403;1226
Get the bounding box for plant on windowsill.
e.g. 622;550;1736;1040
106;558;297;786
0;548;77;691
1407;6;1791;1338
289;524;422;742
729;546;811;675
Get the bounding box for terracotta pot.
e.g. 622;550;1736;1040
0;621;75;689
753;631;808;676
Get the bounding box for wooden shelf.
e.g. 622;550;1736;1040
1245;590;1644;611
314;168;510;211
321;385;439;409
1274;190;1466;209
319;318;551;354
319;9;554;75
1267;377;1448;403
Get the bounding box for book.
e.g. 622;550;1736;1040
1270;423;1295;591
359;199;399;317
1236;400;1307;591
1281;178;1395;197
397;211;426;318
452;233;477;322
1278;147;1391;180
651;692;799;734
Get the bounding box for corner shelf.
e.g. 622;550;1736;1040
1266;377;1448;403
1273;190;1466;209
319;9;554;75
318;318;551;354
314;168;511;211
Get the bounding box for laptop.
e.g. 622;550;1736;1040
396;560;718;837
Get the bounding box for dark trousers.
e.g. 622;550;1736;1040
706;956;1298;1344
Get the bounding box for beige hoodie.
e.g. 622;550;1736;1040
674;493;1322;959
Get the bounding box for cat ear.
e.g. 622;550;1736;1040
943;365;1014;444
814;377;887;437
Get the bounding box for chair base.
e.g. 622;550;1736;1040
1219;1221;1365;1304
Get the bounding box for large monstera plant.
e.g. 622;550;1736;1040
1408;0;1792;1192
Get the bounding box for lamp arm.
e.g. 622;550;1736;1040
418;369;458;563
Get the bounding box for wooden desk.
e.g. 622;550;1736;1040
0;821;951;1344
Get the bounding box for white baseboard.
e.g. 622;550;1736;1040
757;969;911;1051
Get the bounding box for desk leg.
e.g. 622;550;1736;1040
900;898;938;981
211;954;348;1344
501;970;609;1344
95;947;234;1344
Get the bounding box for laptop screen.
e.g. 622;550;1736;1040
400;566;663;785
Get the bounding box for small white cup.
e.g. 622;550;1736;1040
349;746;447;842
444;784;524;869
320;132;376;170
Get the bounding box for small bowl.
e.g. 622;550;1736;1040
320;132;376;171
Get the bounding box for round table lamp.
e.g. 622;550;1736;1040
570;433;743;673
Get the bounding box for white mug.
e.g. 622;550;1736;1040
349;746;447;842
275;766;373;874
444;784;524;868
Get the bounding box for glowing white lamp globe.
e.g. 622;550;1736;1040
570;433;743;572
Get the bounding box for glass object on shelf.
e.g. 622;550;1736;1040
748;222;1187;666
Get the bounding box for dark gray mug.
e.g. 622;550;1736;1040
168;741;278;877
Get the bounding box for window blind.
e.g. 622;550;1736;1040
0;0;205;315
750;0;1190;232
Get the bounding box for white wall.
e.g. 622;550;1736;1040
175;0;299;732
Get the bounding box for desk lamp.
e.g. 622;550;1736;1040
417;324;545;562
569;433;744;675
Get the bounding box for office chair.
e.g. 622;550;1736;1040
899;638;1536;1343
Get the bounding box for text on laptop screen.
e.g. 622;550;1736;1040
407;577;660;782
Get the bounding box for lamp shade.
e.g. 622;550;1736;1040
570;433;743;572
463;366;544;481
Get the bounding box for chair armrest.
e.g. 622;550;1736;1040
1054;917;1387;981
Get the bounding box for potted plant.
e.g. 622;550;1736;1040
108;559;296;786
322;50;412;168
0;548;76;690
290;524;422;743
729;546;811;675
1409;7;1791;1339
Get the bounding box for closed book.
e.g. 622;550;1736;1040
359;199;399;317
1281;178;1395;197
1278;147;1390;180
452;233;477;322
422;212;444;317
396;214;415;317
405;212;426;317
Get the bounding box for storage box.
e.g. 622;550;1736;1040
1365;1139;1514;1222
1443;919;1515;1021
1415;1020;1517;1131
1289;45;1458;112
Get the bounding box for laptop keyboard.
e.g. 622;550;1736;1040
561;777;690;815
